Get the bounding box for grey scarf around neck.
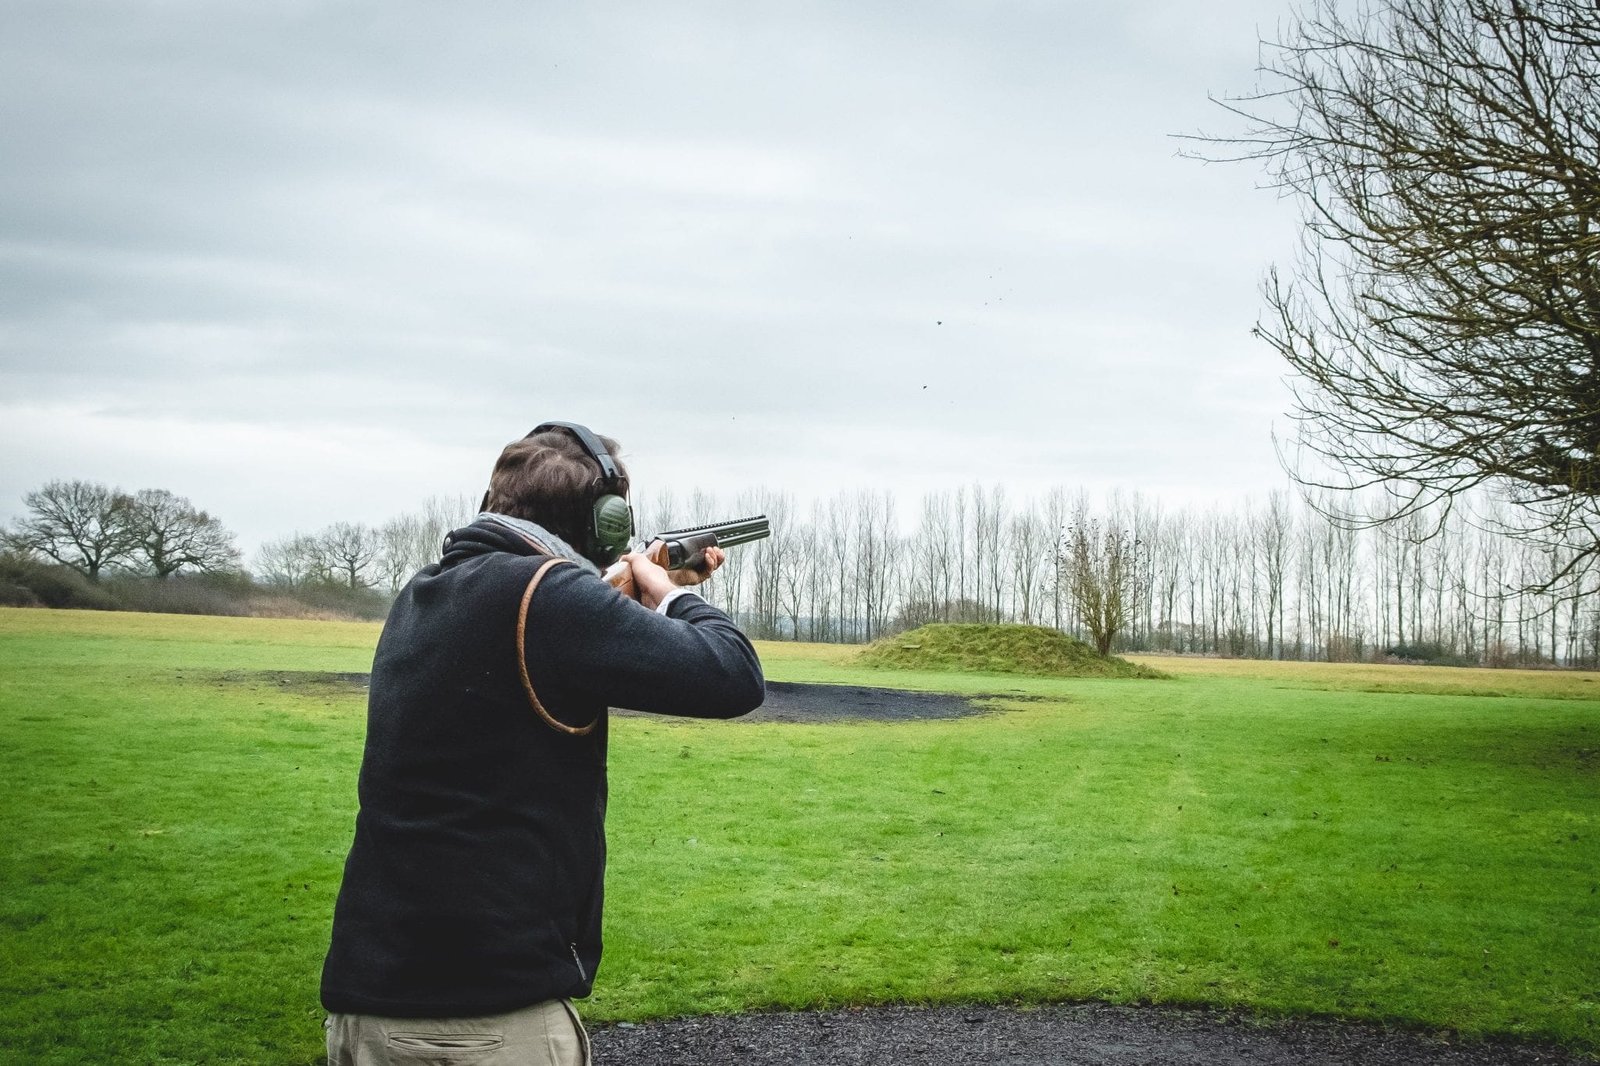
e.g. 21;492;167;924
478;513;602;576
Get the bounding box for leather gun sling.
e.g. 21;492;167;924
515;557;599;736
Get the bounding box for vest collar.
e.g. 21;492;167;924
440;514;602;575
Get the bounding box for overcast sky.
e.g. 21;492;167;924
1;0;1307;555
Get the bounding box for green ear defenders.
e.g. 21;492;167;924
528;421;635;566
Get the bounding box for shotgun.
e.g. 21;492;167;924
603;515;770;601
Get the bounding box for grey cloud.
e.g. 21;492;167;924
1;0;1300;547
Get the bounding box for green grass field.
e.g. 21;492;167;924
1;608;1596;1064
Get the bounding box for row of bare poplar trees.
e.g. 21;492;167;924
260;485;1599;666
637;486;1597;666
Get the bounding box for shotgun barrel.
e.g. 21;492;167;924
602;514;771;599
653;515;769;569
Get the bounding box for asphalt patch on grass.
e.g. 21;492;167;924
589;1003;1592;1066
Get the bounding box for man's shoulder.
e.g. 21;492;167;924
401;549;605;616
431;550;617;616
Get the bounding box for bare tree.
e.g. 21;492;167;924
741;488;792;639
1061;497;1145;656
255;533;328;588
1042;488;1071;631
378;493;477;591
952;486;969;614
687;491;747;621
632;487;679;543
320;522;382;589
804;499;837;641
853;490;898;641
1209;0;1600;583
825;494;855;640
1255;492;1292;658
1124;493;1163;649
1007;508;1050;625
777;522;815;640
973;485;1007;620
898;492;958;627
7;479;137;581
927;493;957;622
125;489;240;578
377;516;423;592
969;485;992;619
1149;504;1187;651
1306;492;1366;659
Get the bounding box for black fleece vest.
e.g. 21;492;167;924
320;541;607;1017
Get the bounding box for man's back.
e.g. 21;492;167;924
321;517;764;1018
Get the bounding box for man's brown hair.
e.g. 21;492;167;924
483;429;629;552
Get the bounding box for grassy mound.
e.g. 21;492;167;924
858;623;1168;679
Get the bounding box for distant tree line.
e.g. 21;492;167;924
0;479;473;620
253;494;477;596
641;485;1600;668
4;480;239;581
6;478;1597;666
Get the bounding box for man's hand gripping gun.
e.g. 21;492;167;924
603;515;770;601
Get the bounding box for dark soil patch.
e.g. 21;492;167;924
636;681;1036;724
589;1003;1592;1066
211;670;371;696
214;673;1023;724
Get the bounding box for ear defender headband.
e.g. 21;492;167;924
528;420;635;566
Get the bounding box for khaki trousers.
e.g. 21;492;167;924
325;999;590;1066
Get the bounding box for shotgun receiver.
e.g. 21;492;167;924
603;515;770;601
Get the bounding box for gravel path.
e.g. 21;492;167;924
590;1003;1592;1066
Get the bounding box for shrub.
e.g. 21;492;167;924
0;582;41;607
105;573;253;617
1383;642;1479;668
280;580;391;621
0;554;123;610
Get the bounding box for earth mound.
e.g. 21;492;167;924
858;623;1167;679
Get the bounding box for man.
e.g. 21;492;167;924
320;422;765;1065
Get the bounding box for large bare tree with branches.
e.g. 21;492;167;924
6;480;137;581
125;489;240;578
320;522;383;590
1210;0;1600;583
